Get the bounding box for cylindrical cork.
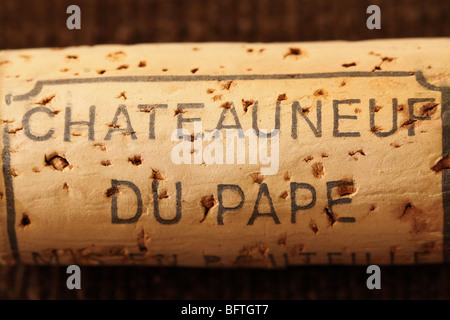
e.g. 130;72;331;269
0;39;449;267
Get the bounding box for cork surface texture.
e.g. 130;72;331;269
0;0;450;299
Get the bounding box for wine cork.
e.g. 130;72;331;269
0;39;449;267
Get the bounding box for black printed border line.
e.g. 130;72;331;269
2;71;449;264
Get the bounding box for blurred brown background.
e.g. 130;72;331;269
2;0;450;49
1;0;450;300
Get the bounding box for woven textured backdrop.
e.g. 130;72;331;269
1;0;450;300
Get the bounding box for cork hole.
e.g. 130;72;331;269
277;93;287;101
279;191;289;200
36;94;55;106
106;185;119;197
400;119;417;128
324;207;337;226
174;108;187;116
431;155;450;173
45;153;69;171
220;102;232;110
159;189;169;199
342;62;357;68
284;171;291;181
222;81;234;90
313;89;327;97
301;107;310;114
371;126;383;133
137;228;150;252
242;99;254;113
128;155;143;166
309;220;319;234
420;102;439;117
212;94;223;101
284;47;302;58
373;105;383;112
150;169;166;181
250;172;265;184
277;235;287;246
311;162;325;179
106;51;126;62
200;195;216;223
337;179;357;197
19;213;31;228
303;156;314;163
116;91;127;100
93;143;106;151
348;149;366;157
